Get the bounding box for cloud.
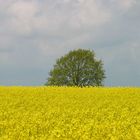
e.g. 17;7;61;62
94;40;140;86
6;1;40;34
61;0;111;28
118;0;136;9
0;0;139;86
1;0;112;35
1;0;137;36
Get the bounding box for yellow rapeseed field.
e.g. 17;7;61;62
0;86;140;140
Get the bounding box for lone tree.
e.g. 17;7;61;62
45;49;106;86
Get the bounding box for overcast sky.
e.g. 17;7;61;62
0;0;140;86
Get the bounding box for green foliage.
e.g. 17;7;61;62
46;49;106;86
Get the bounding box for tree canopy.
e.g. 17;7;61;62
45;49;106;86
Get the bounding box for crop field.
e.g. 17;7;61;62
0;87;140;140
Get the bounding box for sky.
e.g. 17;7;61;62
0;0;140;86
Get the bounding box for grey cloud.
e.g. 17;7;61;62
0;47;14;53
0;0;140;86
1;0;111;36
